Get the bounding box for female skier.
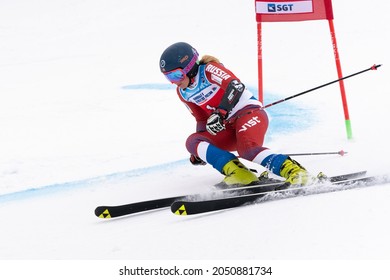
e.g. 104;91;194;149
159;42;311;187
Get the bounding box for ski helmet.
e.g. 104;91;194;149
160;42;199;82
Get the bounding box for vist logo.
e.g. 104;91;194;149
238;116;261;132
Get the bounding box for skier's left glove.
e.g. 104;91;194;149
206;110;226;136
190;154;207;166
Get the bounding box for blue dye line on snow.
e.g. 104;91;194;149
122;83;310;136
2;83;313;203
0;159;188;204
247;86;311;139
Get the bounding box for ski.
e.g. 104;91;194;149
95;170;366;219
171;174;389;216
95;178;282;219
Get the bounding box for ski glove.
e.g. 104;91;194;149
206;111;226;136
190;154;207;166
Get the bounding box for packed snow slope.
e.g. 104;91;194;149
0;0;390;260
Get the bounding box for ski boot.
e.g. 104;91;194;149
219;159;260;187
258;170;284;184
279;157;312;186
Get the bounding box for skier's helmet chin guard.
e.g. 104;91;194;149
160;42;199;83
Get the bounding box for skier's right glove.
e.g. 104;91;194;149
190;154;207;166
206;110;226;135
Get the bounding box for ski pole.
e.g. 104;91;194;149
264;64;382;108
287;150;347;156
246;150;347;174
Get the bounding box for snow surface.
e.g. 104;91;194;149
1;0;390;278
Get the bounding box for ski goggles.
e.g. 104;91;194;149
163;51;199;83
163;68;186;83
